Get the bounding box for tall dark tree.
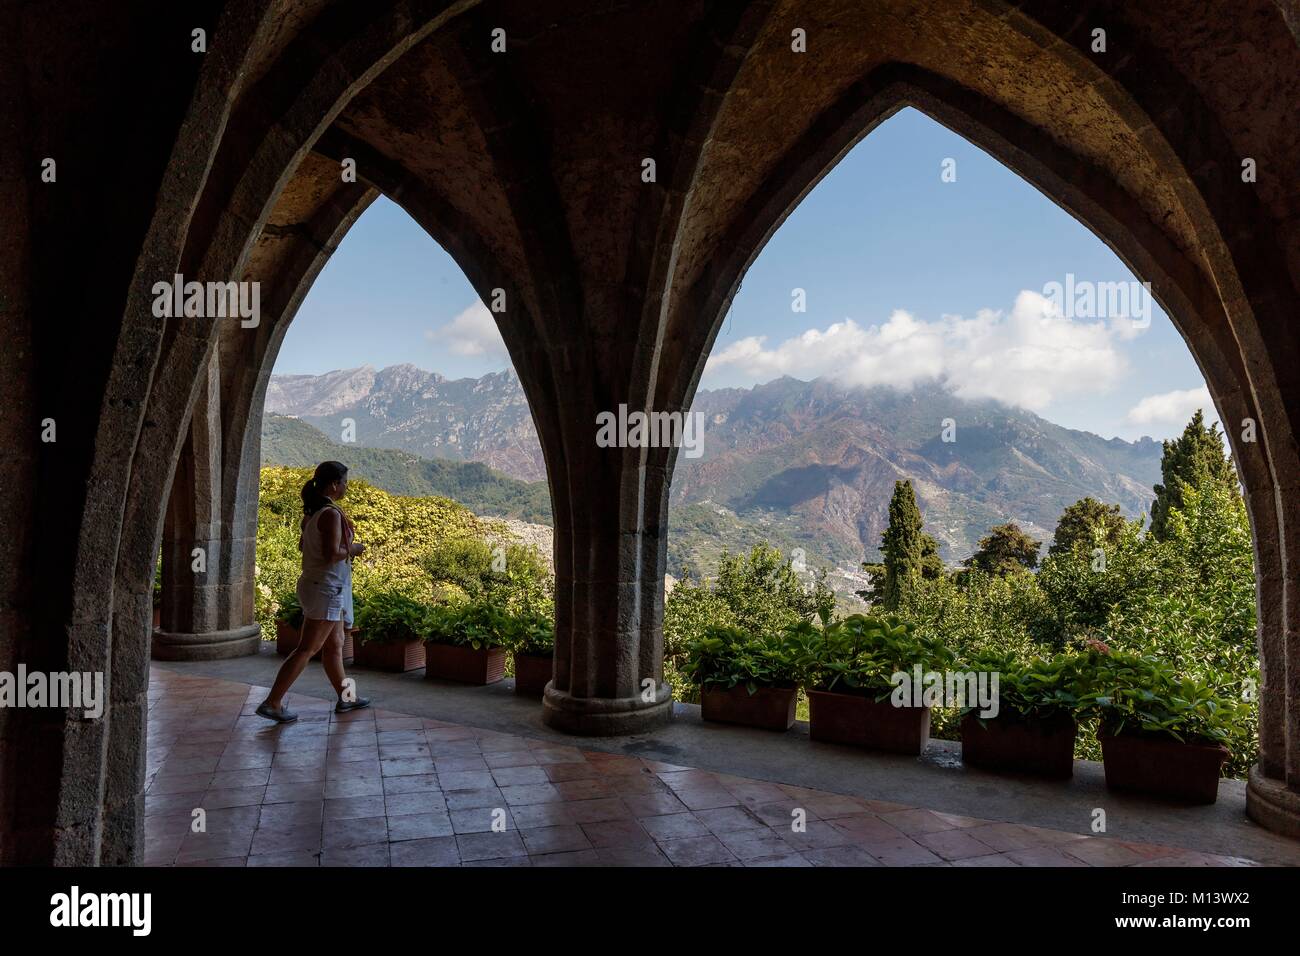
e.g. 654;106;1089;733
963;522;1041;577
1149;410;1235;540
877;479;927;610
1049;497;1127;558
858;529;943;606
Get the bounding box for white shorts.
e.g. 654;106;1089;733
297;575;354;626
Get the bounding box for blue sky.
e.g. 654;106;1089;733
280;107;1213;441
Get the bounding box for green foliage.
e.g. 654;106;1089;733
421;600;554;653
422;537;553;615
802;614;953;699
425;601;508;650
1049;497;1127;558
898;569;1048;661
962;522;1041;577
960;651;1085;723
253;466;521;639
880;480;926;610
683;624;807;693
507;606;556;657
273;590;303;629
663;543;832;686
879;411;1258;775
1149;409;1235;540
353;591;430;644
1080;650;1248;750
1034;517;1149;645
663;584;735;674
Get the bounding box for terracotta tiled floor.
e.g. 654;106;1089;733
144;669;1261;867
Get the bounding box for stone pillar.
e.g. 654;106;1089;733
151;351;260;660
530;317;675;736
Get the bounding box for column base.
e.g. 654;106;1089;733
1246;765;1300;838
541;681;674;736
151;623;263;661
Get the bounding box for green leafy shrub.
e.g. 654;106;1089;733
802;614;953;700
353;591;431;644
509;606;556;657
1080;650;1247;750
273;590;303;629
422;537;554;615
425;601;512;650
959;650;1084;725
683;624;807;694
664;544;832;700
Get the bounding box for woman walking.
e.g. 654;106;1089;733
257;461;372;722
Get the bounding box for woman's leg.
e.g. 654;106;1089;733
321;619;347;697
265;617;334;708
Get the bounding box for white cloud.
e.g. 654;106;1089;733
1126;386;1215;426
704;290;1127;411
426;301;506;358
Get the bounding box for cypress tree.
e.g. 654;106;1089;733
1150;410;1235;540
881;479;925;610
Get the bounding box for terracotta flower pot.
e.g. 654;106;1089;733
1099;731;1228;804
807;688;930;754
353;636;425;673
424;643;507;684
701;684;797;731
512;652;553;696
275;619;354;663
961;711;1077;778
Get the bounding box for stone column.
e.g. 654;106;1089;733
508;281;674;738
151;351;260;660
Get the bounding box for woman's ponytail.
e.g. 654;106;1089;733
301;460;348;519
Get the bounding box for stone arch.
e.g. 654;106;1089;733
37;0;483;866
652;15;1298;829
7;0;1299;866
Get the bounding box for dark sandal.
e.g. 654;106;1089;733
256;701;299;723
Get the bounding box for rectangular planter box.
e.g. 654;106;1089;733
275;619;354;663
353;636;425;673
425;643;507;685
961;711;1077;778
1099;731;1228;804
701;684;797;731
807;688;930;755
512;652;553;696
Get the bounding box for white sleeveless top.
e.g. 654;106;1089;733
297;506;354;624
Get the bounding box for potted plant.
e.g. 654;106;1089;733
508;607;555;697
684;624;804;731
352;591;427;672
801;614;951;755
959;651;1081;778
273;591;354;663
1082;651;1239;804
423;601;509;685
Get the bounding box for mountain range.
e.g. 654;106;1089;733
264;363;1164;571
